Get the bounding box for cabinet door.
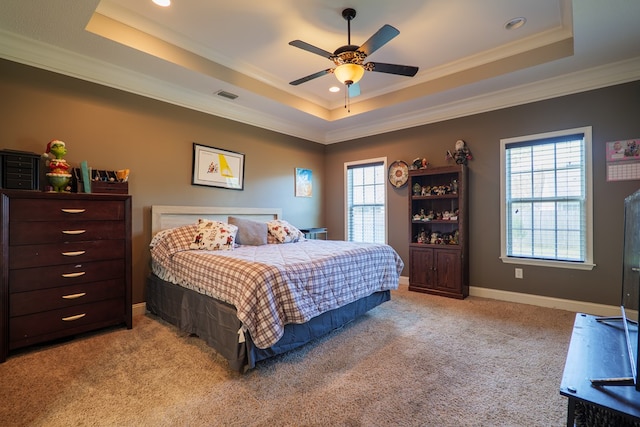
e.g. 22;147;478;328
409;247;434;288
433;249;461;293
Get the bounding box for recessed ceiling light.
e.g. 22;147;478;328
152;0;171;7
505;17;526;30
329;86;340;93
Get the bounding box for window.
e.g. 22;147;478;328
345;158;387;244
500;127;594;270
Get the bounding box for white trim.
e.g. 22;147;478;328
499;126;594;271
468;286;620;317
396;277;620;317
133;302;146;317
344;158;388;244
2;29;639;145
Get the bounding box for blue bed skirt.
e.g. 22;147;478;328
146;274;390;372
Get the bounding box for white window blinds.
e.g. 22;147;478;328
504;131;589;263
346;161;386;244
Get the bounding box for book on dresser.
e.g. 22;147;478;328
0;190;132;362
408;165;469;299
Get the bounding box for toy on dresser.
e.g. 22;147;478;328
42;139;72;192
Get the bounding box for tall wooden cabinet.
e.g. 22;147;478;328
0;190;132;362
408;165;468;299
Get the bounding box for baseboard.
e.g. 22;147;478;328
398;276;621;317
132;302;146;317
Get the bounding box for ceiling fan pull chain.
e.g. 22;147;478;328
345;84;351;113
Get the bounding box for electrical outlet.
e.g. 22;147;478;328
515;268;523;279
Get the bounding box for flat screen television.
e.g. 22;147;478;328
622;189;640;392
593;189;639;390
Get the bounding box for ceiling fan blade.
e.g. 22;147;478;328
357;24;400;57
366;62;419;77
288;40;334;59
348;82;361;97
289;69;333;85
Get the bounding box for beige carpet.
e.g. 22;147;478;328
0;286;576;426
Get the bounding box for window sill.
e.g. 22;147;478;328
500;256;596;271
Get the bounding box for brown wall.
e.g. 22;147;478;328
326;80;640;306
0;59;325;304
4;57;640;307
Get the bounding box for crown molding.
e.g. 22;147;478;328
325;56;640;144
2;29;639;145
0;30;327;143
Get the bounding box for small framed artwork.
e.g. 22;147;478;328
295;168;312;197
192;143;244;190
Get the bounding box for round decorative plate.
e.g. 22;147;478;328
388;160;409;188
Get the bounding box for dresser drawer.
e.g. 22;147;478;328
5;176;34;190
10;199;125;221
9;298;125;347
10;259;125;292
10;239;124;269
10;221;125;245
10;279;124;317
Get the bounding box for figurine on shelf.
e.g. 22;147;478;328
417;228;427;244
413;182;422;196
42;139;72;192
446;139;473;165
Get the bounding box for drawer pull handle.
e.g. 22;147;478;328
62;292;86;299
62;251;86;257
62;313;86;322
62;230;87;235
61;208;86;214
62;272;86;278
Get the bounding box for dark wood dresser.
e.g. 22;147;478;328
0;190;132;362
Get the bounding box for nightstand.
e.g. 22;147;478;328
300;227;327;240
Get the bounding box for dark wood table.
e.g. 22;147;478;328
560;313;640;426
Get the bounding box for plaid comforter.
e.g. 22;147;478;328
150;226;404;348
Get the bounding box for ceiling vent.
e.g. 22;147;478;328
216;90;239;100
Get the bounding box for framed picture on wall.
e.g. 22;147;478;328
192;143;244;190
295;168;312;197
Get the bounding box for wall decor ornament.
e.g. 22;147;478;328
192;143;244;190
295;168;312;197
388;160;409;188
446;139;473;165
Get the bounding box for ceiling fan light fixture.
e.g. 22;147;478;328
334;63;365;85
152;0;171;7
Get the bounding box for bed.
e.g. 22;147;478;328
146;205;404;372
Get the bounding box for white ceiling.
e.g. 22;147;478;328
1;0;639;144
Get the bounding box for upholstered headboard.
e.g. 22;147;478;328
151;205;281;236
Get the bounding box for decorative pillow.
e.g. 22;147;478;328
190;219;237;251
150;224;198;255
267;219;305;244
228;216;268;246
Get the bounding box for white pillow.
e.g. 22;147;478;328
267;219;305;244
190;219;238;251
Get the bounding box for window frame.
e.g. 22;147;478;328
344;157;388;244
499;126;595;270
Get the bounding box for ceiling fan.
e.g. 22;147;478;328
288;8;419;98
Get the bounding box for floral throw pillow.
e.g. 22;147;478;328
190;219;238;251
267;220;305;244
